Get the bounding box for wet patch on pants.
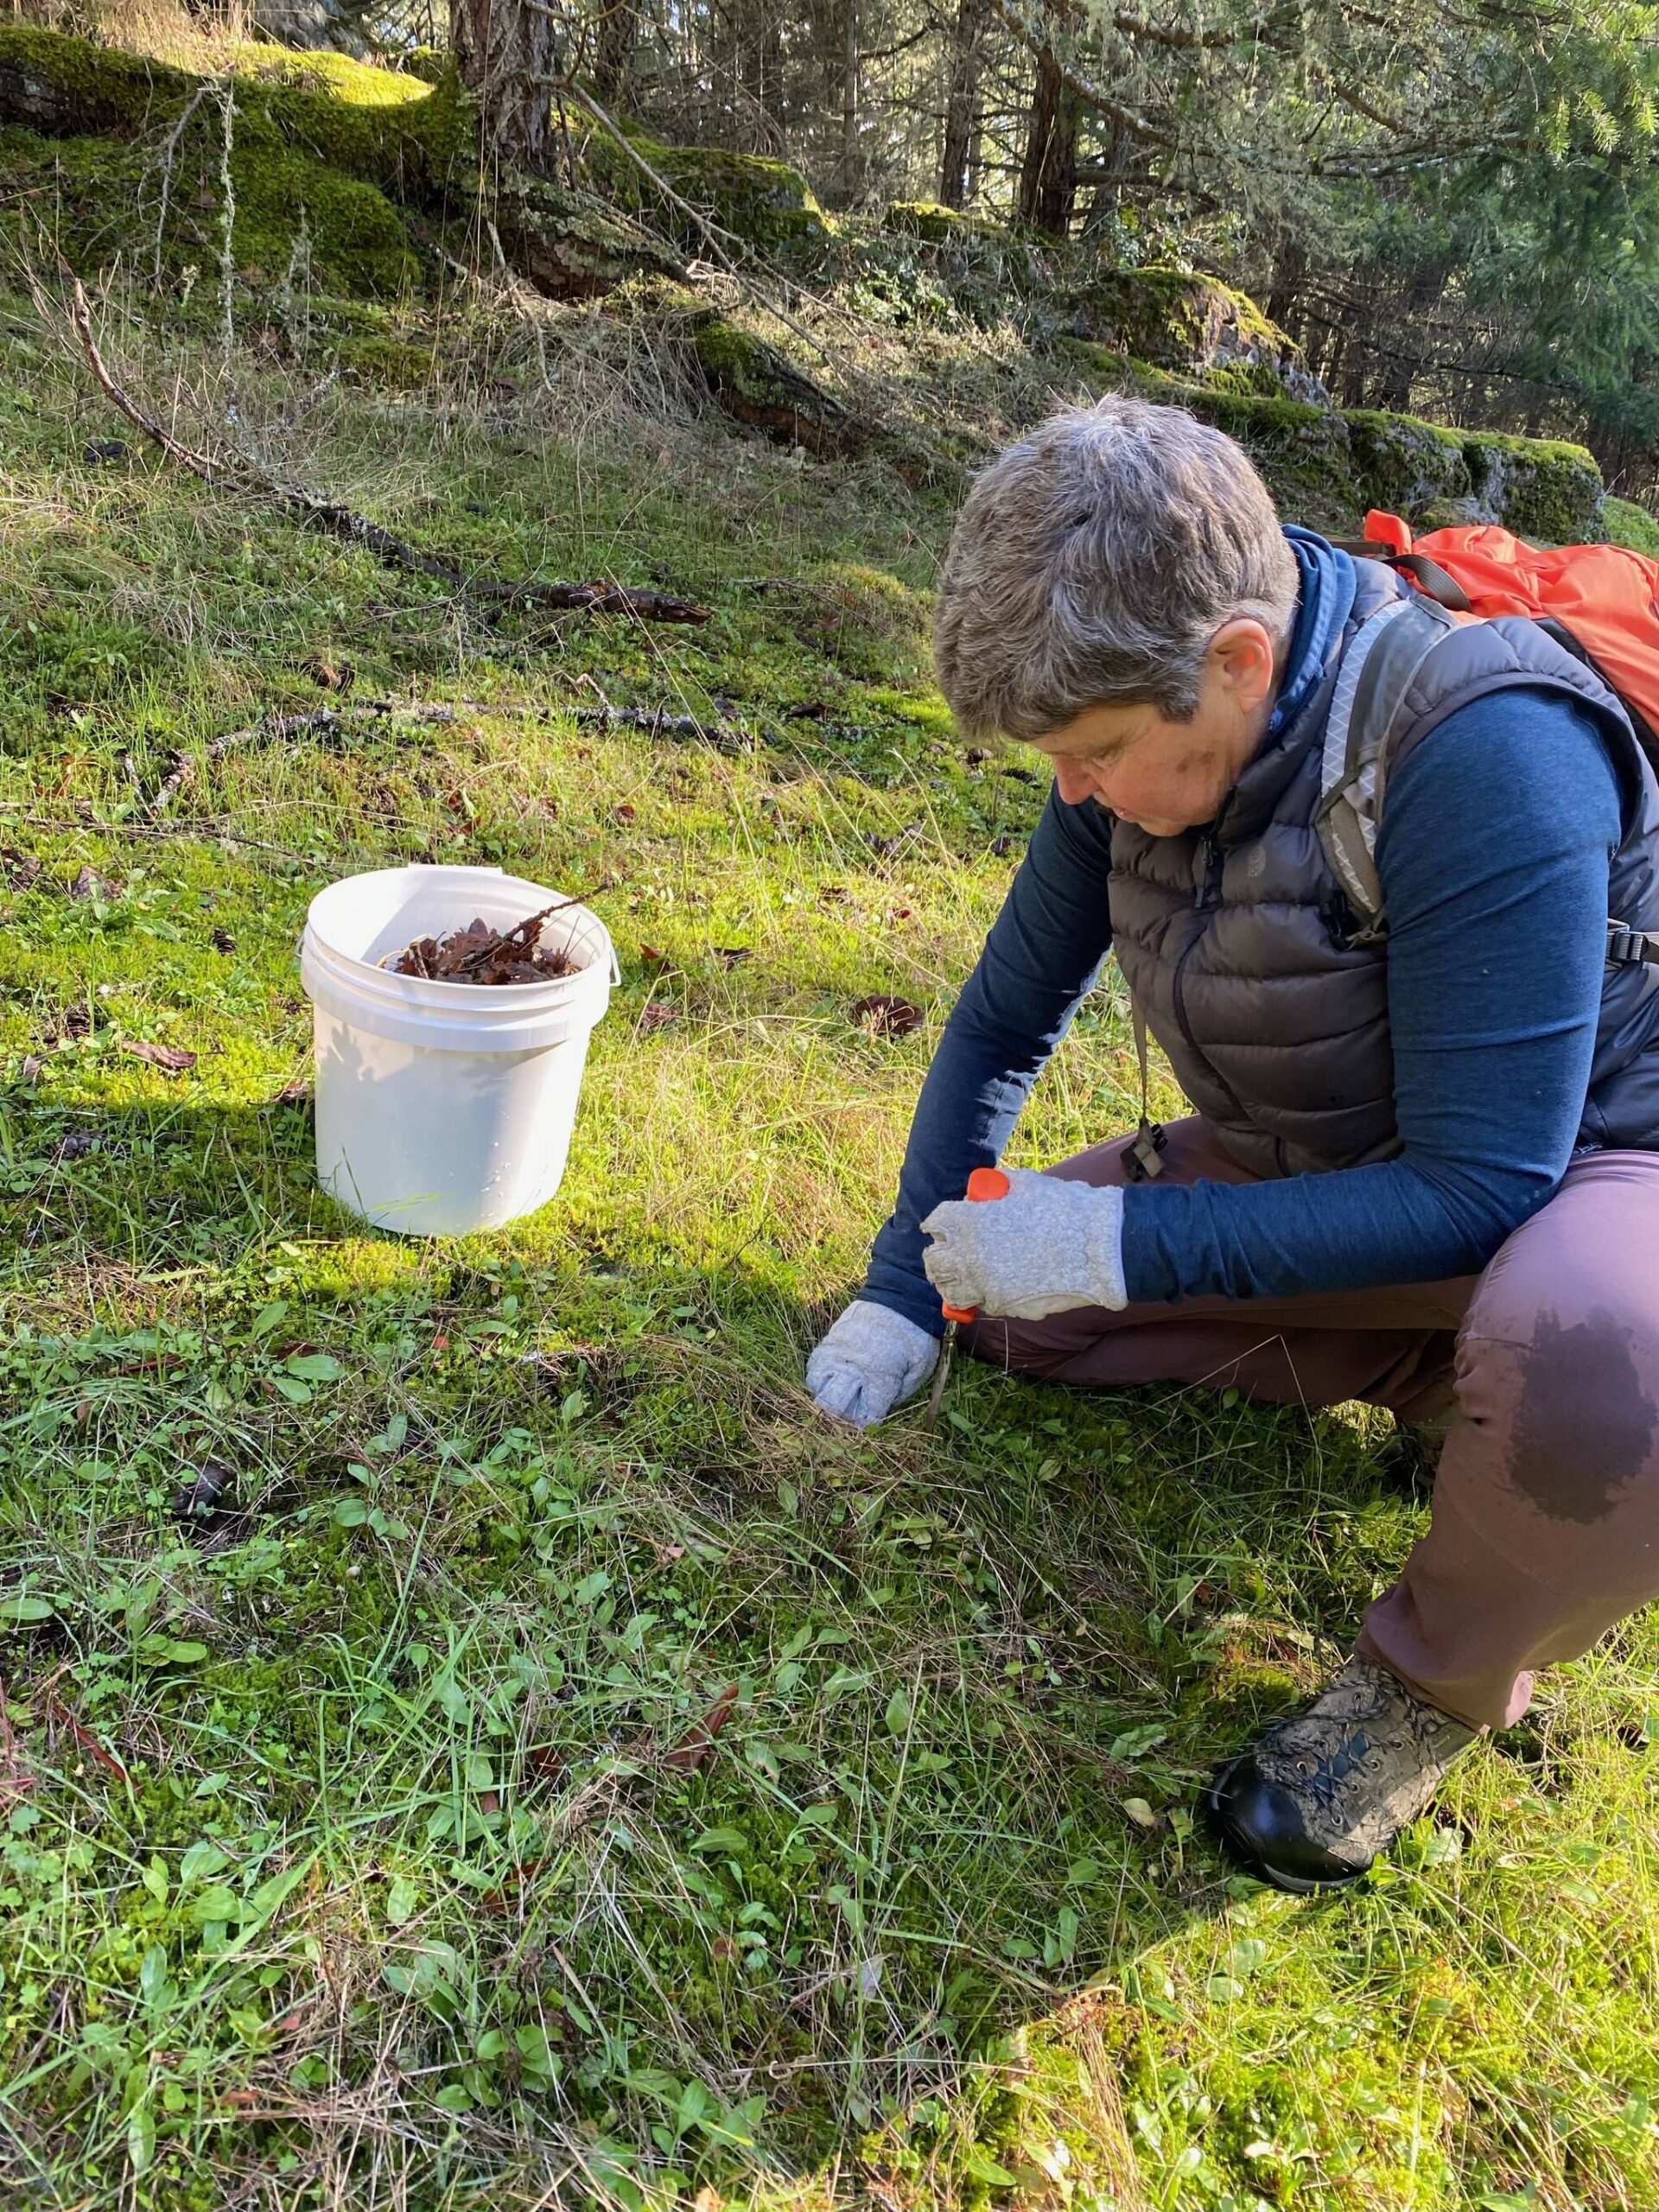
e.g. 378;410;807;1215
1509;1307;1657;1522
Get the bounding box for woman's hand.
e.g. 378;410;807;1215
921;1167;1128;1319
806;1300;939;1427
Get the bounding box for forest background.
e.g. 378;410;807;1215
266;0;1659;496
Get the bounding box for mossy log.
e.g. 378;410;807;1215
681;298;866;457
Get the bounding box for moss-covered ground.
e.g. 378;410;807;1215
3;283;1659;2212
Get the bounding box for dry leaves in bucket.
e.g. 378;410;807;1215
383;899;583;987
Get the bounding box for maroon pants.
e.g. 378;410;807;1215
965;1119;1659;1729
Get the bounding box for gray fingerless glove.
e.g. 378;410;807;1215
921;1166;1128;1320
806;1299;939;1427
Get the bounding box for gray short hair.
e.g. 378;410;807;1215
933;396;1299;741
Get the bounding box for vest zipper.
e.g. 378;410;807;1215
1192;833;1216;908
1172;833;1252;1125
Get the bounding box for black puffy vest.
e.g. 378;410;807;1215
1108;561;1659;1176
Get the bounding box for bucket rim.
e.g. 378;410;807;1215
305;867;614;1001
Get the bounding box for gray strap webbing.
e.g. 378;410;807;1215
1315;594;1459;932
1125;990;1166;1179
1317;597;1656;968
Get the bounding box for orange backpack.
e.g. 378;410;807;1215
1354;509;1659;753
1315;511;1659;946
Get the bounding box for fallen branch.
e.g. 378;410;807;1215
54;271;710;628
569;702;758;749
147;708;344;815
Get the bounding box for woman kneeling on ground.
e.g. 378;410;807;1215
807;396;1659;1894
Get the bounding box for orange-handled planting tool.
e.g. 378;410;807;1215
924;1166;1010;1429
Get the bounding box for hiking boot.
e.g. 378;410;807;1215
1205;1654;1476;1893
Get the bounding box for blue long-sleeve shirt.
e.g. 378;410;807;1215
862;537;1627;1331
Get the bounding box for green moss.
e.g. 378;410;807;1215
582;115;829;251
231;143;418;293
0;26;477;213
882;199;963;244
335;331;433;389
1460;428;1605;543
1605;494;1659;555
0;28;463;294
0;22;195;134
1062;265;1295;377
0;119;417;295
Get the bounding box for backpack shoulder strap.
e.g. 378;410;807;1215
1314;592;1460;937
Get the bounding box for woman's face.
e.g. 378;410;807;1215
1025;617;1283;837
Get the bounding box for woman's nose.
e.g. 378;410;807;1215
1052;758;1098;805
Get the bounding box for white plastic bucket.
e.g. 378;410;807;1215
300;865;614;1236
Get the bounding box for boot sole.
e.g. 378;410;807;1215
1203;1757;1370;1896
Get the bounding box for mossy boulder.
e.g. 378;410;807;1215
1605;496;1659;555
1344;411;1470;517
1059;267;1309;395
1461;431;1605;543
1348;415;1603;540
882;199;963;244
1053;339;1608;539
0;26;676;300
0;117;419;295
582;118;829;254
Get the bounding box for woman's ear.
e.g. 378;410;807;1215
1208;617;1281;714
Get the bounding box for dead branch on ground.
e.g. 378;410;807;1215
48;269;710;628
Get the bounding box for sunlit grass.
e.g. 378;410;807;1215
2;298;1657;2212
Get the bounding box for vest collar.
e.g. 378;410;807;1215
1215;542;1397;848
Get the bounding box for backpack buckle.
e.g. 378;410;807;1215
1123;1120;1167;1182
1608;920;1659;966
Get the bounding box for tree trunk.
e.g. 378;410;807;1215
1266;235;1307;345
1018;47;1078;235
1077;117;1134;238
592;0;638;105
841;0;859;200
939;0;987;211
450;0;564;172
730;0;786;153
1372;258;1450;410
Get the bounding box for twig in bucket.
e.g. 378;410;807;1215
383;890;606;987
454;890;597;976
